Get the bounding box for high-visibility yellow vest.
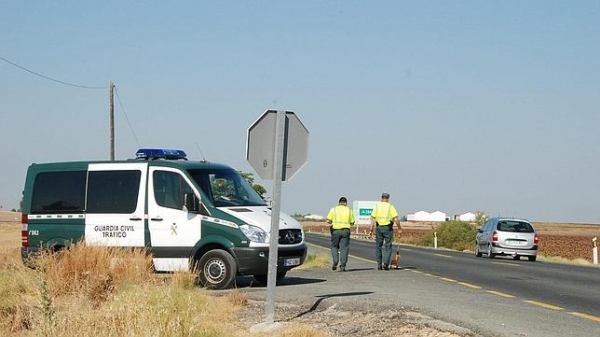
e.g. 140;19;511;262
371;201;398;226
327;205;355;229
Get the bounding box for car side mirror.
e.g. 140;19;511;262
183;193;200;213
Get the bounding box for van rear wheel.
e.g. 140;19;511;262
196;249;237;290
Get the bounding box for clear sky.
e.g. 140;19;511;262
1;1;599;223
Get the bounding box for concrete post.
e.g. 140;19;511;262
593;237;598;265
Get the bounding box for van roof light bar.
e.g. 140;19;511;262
135;148;188;160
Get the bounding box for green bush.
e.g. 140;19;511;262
417;221;478;251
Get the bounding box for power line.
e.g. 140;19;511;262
0;54;107;89
114;86;142;147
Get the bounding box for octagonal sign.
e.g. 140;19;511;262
246;110;309;181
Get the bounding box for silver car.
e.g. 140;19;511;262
475;217;538;261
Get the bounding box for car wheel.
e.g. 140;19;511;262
196;249;237;290
475;242;482;257
486;244;495;259
528;256;537;262
253;271;287;285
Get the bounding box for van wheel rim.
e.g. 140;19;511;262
204;259;226;284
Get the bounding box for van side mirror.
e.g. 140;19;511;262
183;193;200;213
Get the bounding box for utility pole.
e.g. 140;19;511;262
109;82;115;160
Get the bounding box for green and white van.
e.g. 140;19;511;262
20;148;307;289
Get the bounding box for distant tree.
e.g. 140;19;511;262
417;220;478;251
291;212;305;220
239;171;267;198
474;211;488;228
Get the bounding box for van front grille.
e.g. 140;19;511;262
278;229;303;244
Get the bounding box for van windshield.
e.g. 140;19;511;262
187;168;267;207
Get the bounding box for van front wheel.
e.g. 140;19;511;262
196;249;237;290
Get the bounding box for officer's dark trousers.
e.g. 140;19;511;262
375;225;393;267
331;228;351;268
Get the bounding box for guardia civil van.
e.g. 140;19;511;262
21;148;307;289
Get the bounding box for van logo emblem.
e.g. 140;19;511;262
284;231;295;244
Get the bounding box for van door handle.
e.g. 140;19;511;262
150;218;163;222
129;217;142;221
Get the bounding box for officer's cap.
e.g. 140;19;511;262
381;193;390;199
339;196;348;203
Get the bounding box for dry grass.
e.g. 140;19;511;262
0;244;253;336
0;237;251;337
0;215;325;337
538;255;596;266
297;252;331;269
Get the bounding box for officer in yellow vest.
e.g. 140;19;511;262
369;193;402;270
327;196;355;272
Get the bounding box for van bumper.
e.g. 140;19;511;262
233;243;307;276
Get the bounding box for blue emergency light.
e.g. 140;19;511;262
135;148;187;160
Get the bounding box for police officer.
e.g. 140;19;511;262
327;196;355;272
369;193;402;270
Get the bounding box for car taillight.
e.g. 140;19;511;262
21;213;28;247
492;231;499;242
534;234;539;244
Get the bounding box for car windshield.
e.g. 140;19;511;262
497;220;534;233
187;168;267;207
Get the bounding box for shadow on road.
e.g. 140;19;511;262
289;291;374;320
234;275;327;288
339;267;373;272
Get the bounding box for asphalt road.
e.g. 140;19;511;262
237;233;600;337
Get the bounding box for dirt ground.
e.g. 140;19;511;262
237;299;472;337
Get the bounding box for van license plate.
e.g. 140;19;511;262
284;258;300;266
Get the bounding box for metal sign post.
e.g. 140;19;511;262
246;110;309;327
264;111;285;324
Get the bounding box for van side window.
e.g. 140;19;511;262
87;170;141;213
31;171;87;214
153;171;193;210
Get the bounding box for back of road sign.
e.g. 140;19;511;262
246;110;309;181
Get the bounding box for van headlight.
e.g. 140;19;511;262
239;224;268;243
